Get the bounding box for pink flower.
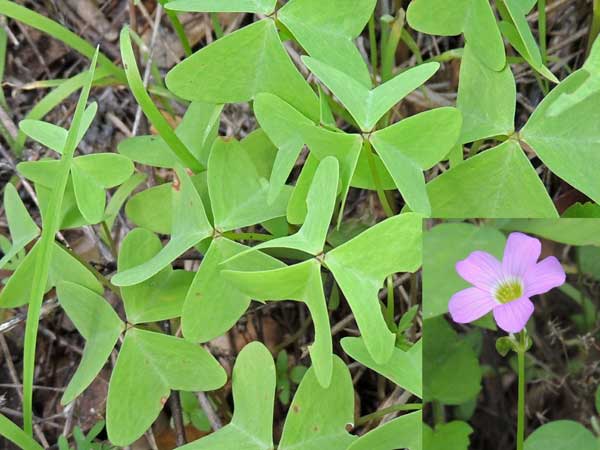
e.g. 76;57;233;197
448;232;566;333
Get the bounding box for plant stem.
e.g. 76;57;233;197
384;275;395;330
101;221;118;259
537;0;549;94
538;0;547;64
157;0;192;57
516;330;526;450
211;13;224;39
356;403;422;426
221;231;275;242
432;400;445;425
588;0;600;56
368;12;379;84
364;140;395;217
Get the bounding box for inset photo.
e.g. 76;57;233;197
422;219;600;450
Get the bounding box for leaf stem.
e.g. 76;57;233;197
368;12;379;84
364;140;395;217
158;0;192;57
211;13;224;39
101;221;118;260
384;275;395;331
431;400;445;425
356;403;422;426
516;330;526;450
588;0;600;56
221;231;275;242
537;0;549;94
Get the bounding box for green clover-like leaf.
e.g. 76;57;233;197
166;0;277;14
17;152;134;224
0;184;39;269
118;228;194;324
111;167;213;286
341;336;422;397
107;328;226;445
0;241;103;308
524;420;598;450
426;140;558;218
182;237;285;343
278;356;355;450
520;36;600;205
303;56;439;131
253;93;362;224
178;342;275;450
56;281;124;405
423;420;473;450
423;317;481;405
208;133;291;231
325;213;422;364
180;342;356;450
233;156;339;258
369;107;462;215
223;259;333;386
456;43;516;143
278;0;376;87
70;153;135;223
19;102;97;154
166;19;319;120
348;410;422;450
498;0;558;83
407;0;505;71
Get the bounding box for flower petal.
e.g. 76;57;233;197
523;256;566;297
502;232;541;278
492;297;534;333
449;287;497;324
456;251;503;291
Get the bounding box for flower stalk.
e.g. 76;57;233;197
516;329;526;450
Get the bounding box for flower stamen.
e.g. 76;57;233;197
494;280;523;304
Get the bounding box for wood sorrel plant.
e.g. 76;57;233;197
0;0;598;448
448;231;566;450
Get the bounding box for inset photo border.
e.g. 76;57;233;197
422;219;600;450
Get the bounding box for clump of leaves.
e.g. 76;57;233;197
0;0;598;448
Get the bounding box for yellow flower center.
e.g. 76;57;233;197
494;280;523;304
